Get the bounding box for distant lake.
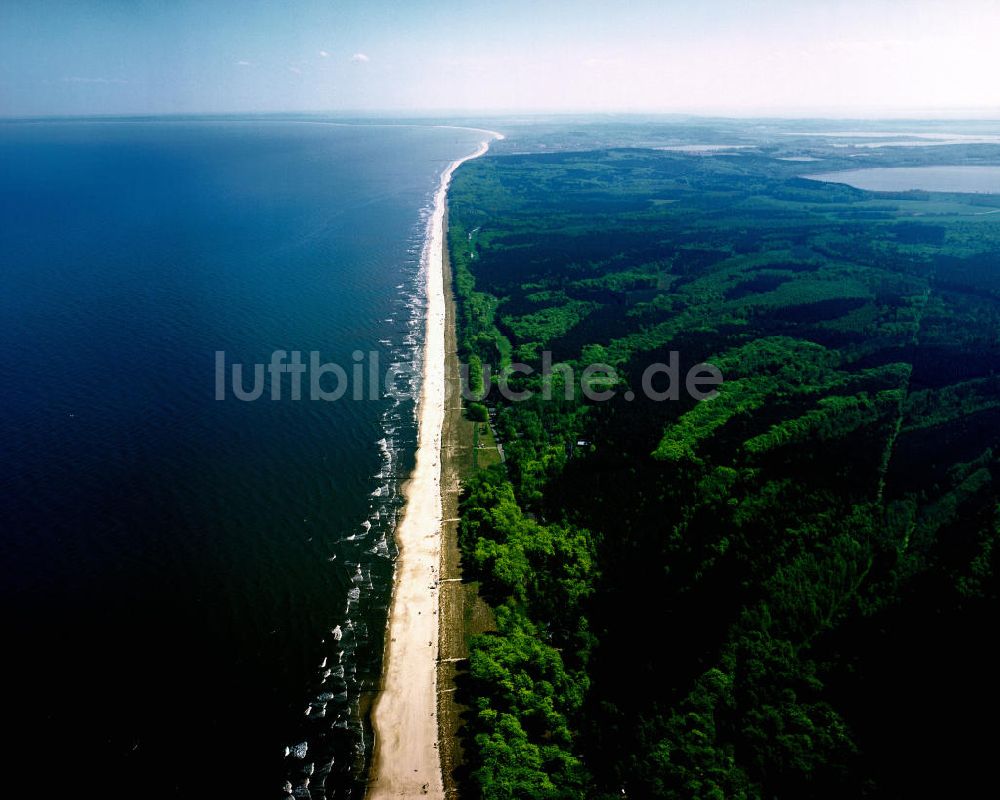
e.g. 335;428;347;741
805;165;1000;194
785;131;1000;148
656;144;753;154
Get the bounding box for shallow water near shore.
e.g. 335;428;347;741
0;118;485;798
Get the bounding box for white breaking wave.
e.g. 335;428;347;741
286;128;501;798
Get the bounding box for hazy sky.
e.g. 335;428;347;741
2;0;1000;117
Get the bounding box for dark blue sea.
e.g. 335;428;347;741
0;119;485;797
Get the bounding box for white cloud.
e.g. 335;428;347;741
319;50;330;58
350;52;370;63
63;76;128;84
288;66;302;74
235;60;251;66
823;38;920;54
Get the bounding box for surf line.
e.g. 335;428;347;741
367;129;502;799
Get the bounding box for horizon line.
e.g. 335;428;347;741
4;107;1000;124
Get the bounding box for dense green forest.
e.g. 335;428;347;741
446;141;1000;798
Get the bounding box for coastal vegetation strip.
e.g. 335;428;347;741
437;216;501;798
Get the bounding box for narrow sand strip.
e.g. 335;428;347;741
368;132;501;799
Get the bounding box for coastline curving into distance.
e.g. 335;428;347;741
367;130;503;799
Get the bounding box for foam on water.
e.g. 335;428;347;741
280;196;432;798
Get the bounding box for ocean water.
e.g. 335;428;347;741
0;119;485;797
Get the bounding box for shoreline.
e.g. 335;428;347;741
367;132;500;799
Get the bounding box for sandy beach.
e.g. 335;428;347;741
367;131;501;799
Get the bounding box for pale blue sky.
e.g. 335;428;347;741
2;0;1000;117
